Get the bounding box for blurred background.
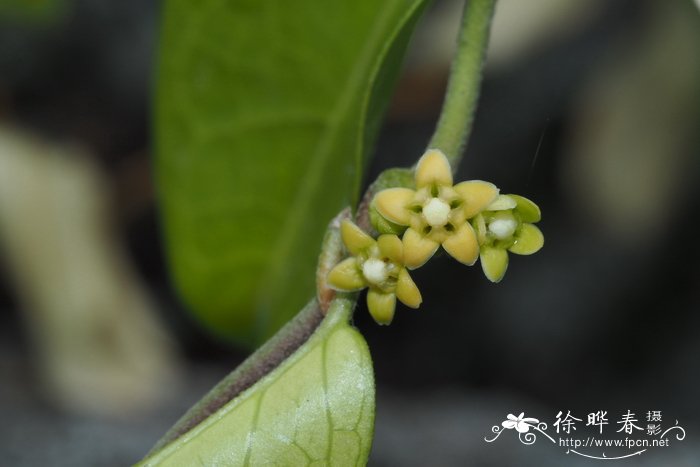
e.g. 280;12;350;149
1;0;699;465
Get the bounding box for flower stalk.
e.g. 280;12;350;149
428;0;496;167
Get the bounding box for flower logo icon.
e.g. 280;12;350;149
502;413;540;433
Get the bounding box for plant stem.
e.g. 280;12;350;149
335;0;497;294
428;0;496;168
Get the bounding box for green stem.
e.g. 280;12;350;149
428;0;496;168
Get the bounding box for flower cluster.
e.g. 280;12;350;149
327;149;543;324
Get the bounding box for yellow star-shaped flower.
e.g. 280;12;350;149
472;194;544;282
373;149;499;269
326;220;422;325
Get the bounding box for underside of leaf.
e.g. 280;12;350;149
139;297;375;466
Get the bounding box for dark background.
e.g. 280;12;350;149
1;0;699;465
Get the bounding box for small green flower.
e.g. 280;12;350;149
471;194;544;283
373;149;499;269
327;220;422;325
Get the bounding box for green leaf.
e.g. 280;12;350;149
156;0;429;346
137;297;374;466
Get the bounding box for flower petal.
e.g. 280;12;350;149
486;194;517;211
516;422;530;433
341;220;375;255
480;246;509;283
377;234;403;263
415;149;452;188
453;180;499;219
509;223;544;255
327;257;366;291
403;228;440;269
373;188;414;226
502;421;517;429
367;290;396;325
472;213;488;244
510;194;541;223
442;223;479;266
395;268;422;308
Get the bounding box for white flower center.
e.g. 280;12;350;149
488;212;517;239
423;198;451;227
362;258;388;285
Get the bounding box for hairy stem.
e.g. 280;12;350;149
428;0;496;168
